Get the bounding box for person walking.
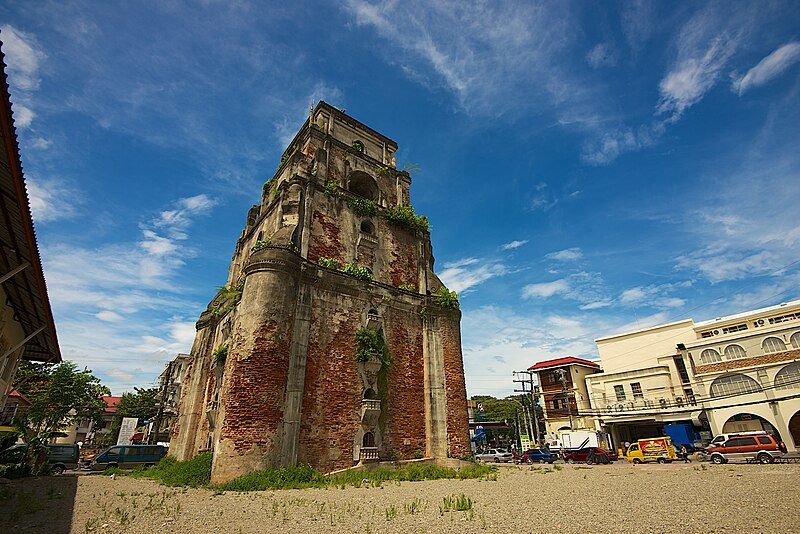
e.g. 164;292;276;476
679;445;691;463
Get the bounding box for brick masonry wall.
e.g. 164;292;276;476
220;320;292;452
439;312;471;457
298;302;362;473
309;207;343;264
694;348;800;375
384;313;426;459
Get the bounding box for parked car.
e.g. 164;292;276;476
706;432;785;464
0;443;80;474
519;448;557;464
89;444;166;470
475;448;513;463
563;447;617;464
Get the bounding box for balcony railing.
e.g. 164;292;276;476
360;399;381;425
359;447;379;462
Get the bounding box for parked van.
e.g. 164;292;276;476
0;443;79;474
626;437;677;464
706;432;785;464
90;444;166;470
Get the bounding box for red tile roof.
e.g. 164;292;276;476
102;395;122;413
528;356;600;371
8;388;31;405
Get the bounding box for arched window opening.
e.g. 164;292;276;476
351;140;365;153
348;171;379;201
762;336;787;354
724;344;747;360
360;220;376;235
775;362;800;390
700;348;722;364
790;331;800;349
710;373;762;398
362;432;375;448
363;388;378;400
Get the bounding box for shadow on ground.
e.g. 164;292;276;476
0;474;78;533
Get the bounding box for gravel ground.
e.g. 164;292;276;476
2;462;798;533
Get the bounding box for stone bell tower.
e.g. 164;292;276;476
170;102;470;483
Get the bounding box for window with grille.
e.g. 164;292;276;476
762;336;787;354
790;331;800;349
630;382;643;399
709;373;762;397
775;362;800;390
722;323;748;334
700;348;722;364
614;385;625;401
724;344;747;360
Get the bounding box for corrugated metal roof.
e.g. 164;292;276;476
0;43;61;363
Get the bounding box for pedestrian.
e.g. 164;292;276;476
679;445;690;463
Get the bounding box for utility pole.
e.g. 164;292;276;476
513;370;541;445
150;360;174;445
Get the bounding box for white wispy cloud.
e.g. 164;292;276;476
733;41;800;95
0;24;44;130
545;248;583;261
26;177;80;223
342;0;608;124
42;194;216;392
522;279;569;299
438;257;508;294
501;240;528;250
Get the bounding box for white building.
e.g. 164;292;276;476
586;300;800;451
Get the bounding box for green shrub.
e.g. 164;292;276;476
318;257;341;270
324;180;343;198
354;328;390;364
346;197;378;217
382;205;429;233
251;239;271;252
432;287;459;309
342;262;373;281
398;283;416;292
213;345;228;365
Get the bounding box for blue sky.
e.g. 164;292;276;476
1;1;799;396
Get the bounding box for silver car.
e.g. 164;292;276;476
476;448;513;463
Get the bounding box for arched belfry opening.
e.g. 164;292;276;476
348;171;379;201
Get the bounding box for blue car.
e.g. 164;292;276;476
520;448;557;464
90;444;166;470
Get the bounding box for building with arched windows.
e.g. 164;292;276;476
170;102;469;483
586;300;800;452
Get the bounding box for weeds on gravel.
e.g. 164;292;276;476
440;493;473;513
385;505;397;520
404;497;422;515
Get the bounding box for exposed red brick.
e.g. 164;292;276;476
440;314;471;457
308;209;343;264
221;321;292;451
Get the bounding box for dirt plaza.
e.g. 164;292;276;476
2;462;798;534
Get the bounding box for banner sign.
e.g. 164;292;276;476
117;417;138;445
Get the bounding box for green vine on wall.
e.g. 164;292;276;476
346;197;378;217
251;238;271;252
342;262;374;281
398;283;416;292
432;287;459;309
213;344;228;365
324;180;343;198
354;328;391;365
382;204;429;234
318;257;341;270
210;281;245;316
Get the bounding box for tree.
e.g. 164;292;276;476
12;361;109;472
105;387;160;444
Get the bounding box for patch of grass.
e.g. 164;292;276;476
217;462;495;492
105;453;212;488
440;493;473;513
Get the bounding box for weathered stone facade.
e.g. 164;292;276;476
170;102;470;482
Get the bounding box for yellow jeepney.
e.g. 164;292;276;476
626;436;678;464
